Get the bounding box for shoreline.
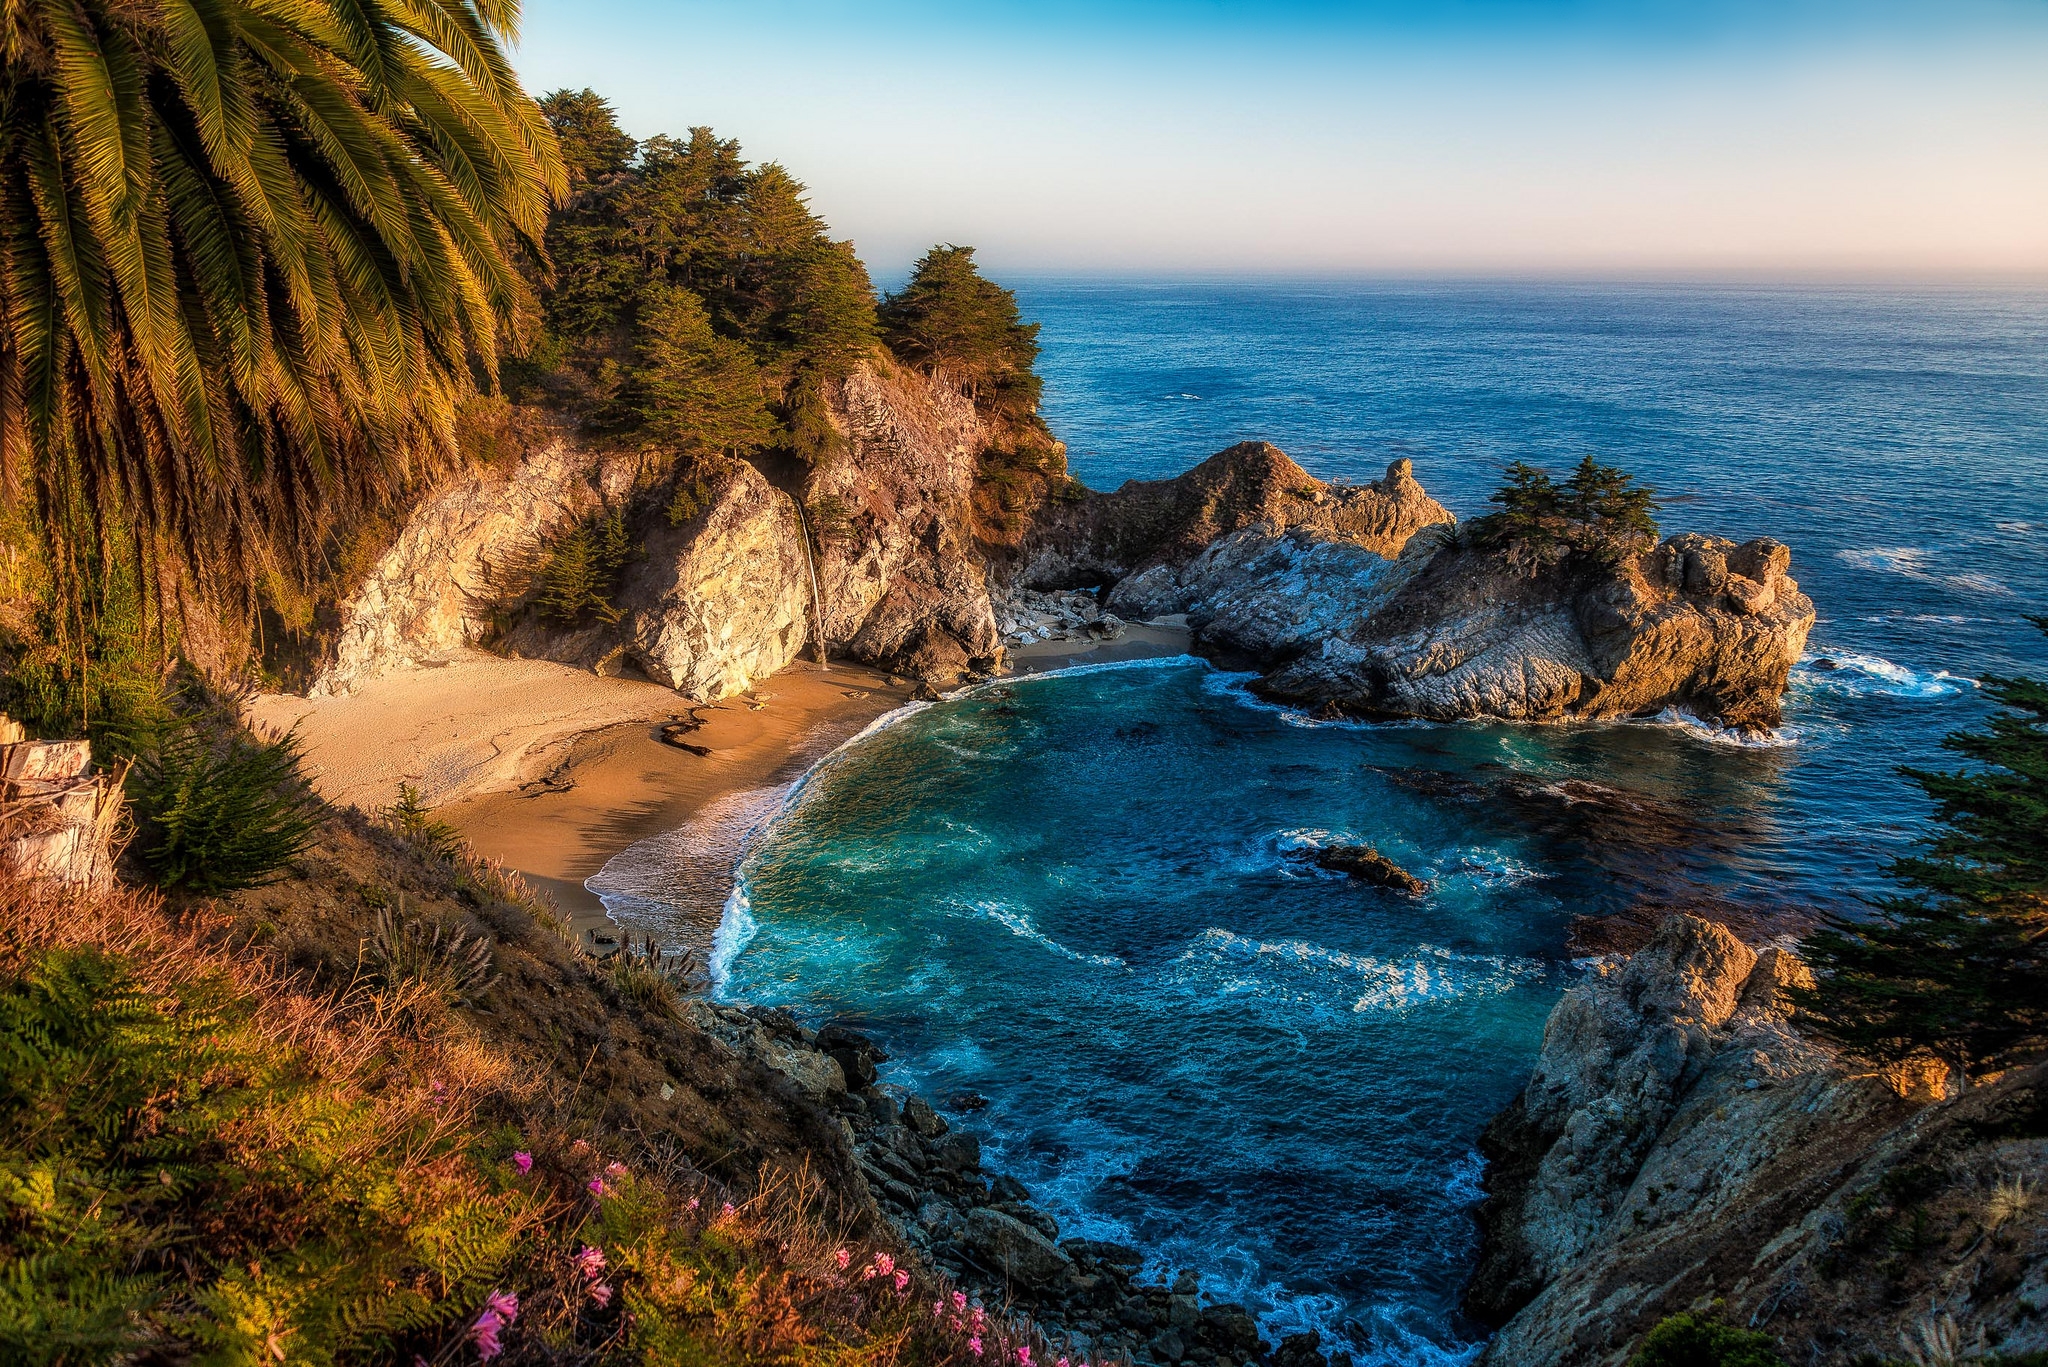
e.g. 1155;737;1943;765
259;628;1196;950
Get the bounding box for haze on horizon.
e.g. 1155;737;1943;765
512;0;2048;281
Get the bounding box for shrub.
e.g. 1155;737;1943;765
126;728;321;892
532;511;635;625
1629;1310;1787;1367
365;902;498;1005
382;783;462;861
667;469;721;528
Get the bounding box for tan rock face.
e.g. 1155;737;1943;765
315;422;636;697
806;362;1004;682
1016;445;1454;593
1259;533;1814;731
1469;916;2048;1367
501;456;811;701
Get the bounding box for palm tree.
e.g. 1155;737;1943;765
0;0;564;651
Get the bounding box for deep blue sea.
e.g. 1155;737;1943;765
611;282;2048;1366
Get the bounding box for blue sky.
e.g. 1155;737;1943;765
510;1;2048;278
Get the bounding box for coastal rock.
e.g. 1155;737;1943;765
314;418;641;696
1304;843;1427;893
1260;534;1814;731
504;455;811;700
962;1206;1075;1289
1470;914;2048;1366
1013;445;1452;593
807;361;1006;683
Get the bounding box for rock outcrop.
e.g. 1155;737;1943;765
1013;444;1452;595
806;362;1006;683
503;456;811;699
1259;533;1814;731
0;718;124;887
1471;915;2048;1366
314;420;641;697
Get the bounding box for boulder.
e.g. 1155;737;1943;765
1305;844;1427;893
962;1206;1074;1290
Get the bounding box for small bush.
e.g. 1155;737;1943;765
666;471;719;528
532;510;635;625
382;783;462;861
126;728;321;892
364;901;498;1005
1629;1310;1787;1367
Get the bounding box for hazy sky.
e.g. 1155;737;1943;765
510;1;2048;279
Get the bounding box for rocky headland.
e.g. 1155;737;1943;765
1468;915;2047;1366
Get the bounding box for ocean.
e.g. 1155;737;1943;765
614;281;2048;1365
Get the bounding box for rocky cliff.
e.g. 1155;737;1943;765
1259;532;1815;731
1471;915;2048;1366
803;361;1007;682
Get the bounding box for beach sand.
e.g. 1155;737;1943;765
253;624;1193;948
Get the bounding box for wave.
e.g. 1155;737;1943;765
1198;669;1434;732
706;882;759;995
1176;929;1545;1016
1794;649;1975;700
1637;707;1797;749
972;900;1126;968
976;652;1205;689
1837;546;2013;596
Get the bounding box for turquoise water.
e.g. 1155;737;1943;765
619;283;2048;1365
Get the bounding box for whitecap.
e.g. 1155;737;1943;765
706;882;759;995
1175;929;1544;1015
1794;650;1975;700
1641;707;1798;748
971;900;1125;968
1444;1150;1488;1207
1837;546;2012;596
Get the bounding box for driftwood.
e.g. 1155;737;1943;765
0;716;126;887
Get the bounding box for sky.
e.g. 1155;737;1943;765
509;1;2048;280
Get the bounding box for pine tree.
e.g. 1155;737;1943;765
1564;455;1660;552
629;288;777;457
879;246;1042;418
1797;618;2048;1080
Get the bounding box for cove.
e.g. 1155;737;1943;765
707;656;1812;1363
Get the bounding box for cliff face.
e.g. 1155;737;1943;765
1259;532;1815;731
501;455;813;699
804;362;1006;682
1472;915;2048;1367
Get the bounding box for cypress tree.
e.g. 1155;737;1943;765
1797;618;2048;1081
879;246;1043;419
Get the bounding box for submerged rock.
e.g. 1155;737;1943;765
1304;843;1427;893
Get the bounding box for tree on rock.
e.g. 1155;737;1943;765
629;288;777;457
1472;456;1660;571
880;246;1042;420
1798;617;2048;1081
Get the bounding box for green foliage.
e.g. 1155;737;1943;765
1629;1310;1788;1367
0;532;172;758
381;785;462;862
0;944;532;1362
1798;617;2048;1079
126;728;321;893
1470;455;1661;571
533;511;637;626
667;469;721;528
629;287;779;455
529;94;878;456
0;0;563;641
879;246;1044;420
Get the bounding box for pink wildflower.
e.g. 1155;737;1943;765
894;1269;910;1293
589;1282;613;1310
570;1139;590;1155
587;1177;607;1197
510;1152;532;1175
969;1336;983;1357
953;1291;968;1312
688;1196;700;1210
933;1301;944;1318
721;1201;735;1219
470;1312;503;1361
573;1245;607;1279
873;1252;895;1276
485;1290;519;1324
863;1265;877;1279
605;1161;628;1178
835;1248;851;1270
1017;1350;1031;1366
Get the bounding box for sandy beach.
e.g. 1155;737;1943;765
252;625;1193;948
